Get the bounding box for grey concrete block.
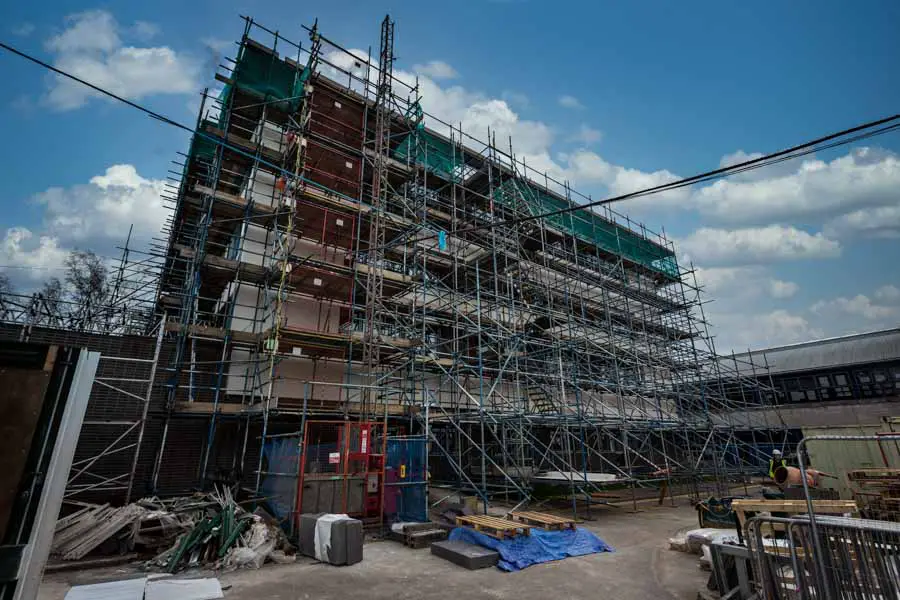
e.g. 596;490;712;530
334;518;363;565
298;513;325;558
431;540;499;570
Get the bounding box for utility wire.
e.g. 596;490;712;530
447;115;900;239
0;41;359;205
2;40;899;246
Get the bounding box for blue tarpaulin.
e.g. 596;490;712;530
448;526;614;571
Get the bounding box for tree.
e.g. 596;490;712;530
33;277;64;326
64;250;111;328
0;274;13;320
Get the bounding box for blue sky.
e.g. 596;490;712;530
1;0;899;351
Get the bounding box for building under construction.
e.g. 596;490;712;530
2;15;787;523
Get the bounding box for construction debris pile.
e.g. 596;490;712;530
52;489;294;572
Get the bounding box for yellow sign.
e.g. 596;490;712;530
400;464;406;478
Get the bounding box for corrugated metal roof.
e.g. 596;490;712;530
730;328;900;376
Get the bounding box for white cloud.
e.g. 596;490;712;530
1;228;69;281
31;164;168;242
46;10;120;54
558;95;583;110
811;294;897;321
694;266;798;301
768;279;799;299
43;10;200;110
678;225;841;266
717;149;805;182
875;285;900;303
411;60;458;80
570;124;602;146
711;309;822;353
823;203;900;240
2;164;167;287
693;148;900;225
560;149;689;205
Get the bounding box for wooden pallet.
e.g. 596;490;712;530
456;515;531;540
507;511;576;531
731;499;857;531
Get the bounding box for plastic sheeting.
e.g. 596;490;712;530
260;437;301;525
448;526;614;571
314;514;351;562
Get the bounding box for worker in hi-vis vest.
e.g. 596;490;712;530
768;449;787;478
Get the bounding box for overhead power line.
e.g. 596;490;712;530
2;40;899;244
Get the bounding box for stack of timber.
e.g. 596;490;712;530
52;504;146;560
847;469;900;521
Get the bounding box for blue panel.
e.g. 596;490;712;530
385;437;428;522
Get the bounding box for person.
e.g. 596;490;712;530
768;449;787;479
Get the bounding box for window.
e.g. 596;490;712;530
856;371;872;384
834;374;848;386
817;375;831;387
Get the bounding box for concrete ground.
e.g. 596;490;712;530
39;503;708;600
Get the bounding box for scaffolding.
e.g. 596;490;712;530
0;235;166;505
63;14;787;512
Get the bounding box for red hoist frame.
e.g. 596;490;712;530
295;420;386;521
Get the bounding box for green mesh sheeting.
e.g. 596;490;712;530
494;179;678;278
216;86;231;129
230;42;307;111
394;131;464;182
188;123;218;162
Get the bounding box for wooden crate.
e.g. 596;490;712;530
507;511;576;531
456;515;531;540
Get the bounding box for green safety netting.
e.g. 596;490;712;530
188;122;219;163
393;131;677;278
229;42;308;111
494;179;678;278
394;131;464;182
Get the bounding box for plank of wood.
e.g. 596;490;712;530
456;515;531;539
508;511;576;530
731;499;856;513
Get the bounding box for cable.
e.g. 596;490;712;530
2;39;898;246
0;41;360;206
446;115;900;239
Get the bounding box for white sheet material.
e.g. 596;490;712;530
314;514;352;562
531;471;618;483
63;577;147;600
63;576;224;600
144;578;224;600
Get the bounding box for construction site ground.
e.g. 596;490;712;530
38;503;708;600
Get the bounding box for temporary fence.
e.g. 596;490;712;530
744;433;900;599
748;514;900;599
384;435;428;523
